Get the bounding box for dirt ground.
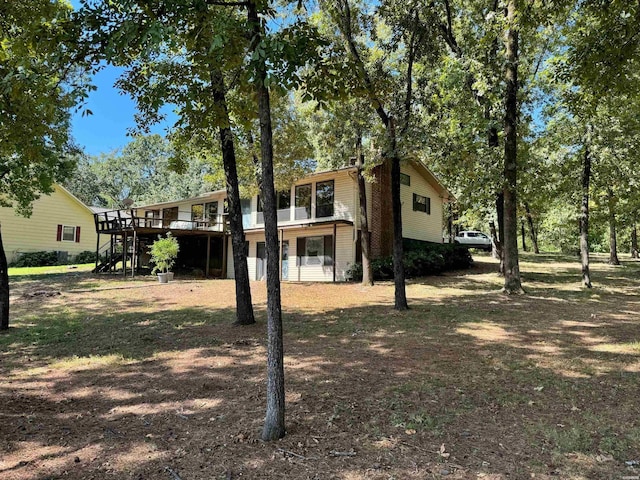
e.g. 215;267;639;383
1;254;639;480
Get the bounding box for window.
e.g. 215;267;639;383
57;224;80;243
62;226;76;242
296;235;333;266
162;207;179;227
315;180;334;218
400;173;411;186
145;210;160;227
191;204;204;222
258;191;292;223
277;190;291;222
413;193;431;214
295;184;312;220
205;201;218;221
256;195;264;224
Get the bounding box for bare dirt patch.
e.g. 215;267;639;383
1;254;639;479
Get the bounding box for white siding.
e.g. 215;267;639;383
400;163;444;243
226;224;356;282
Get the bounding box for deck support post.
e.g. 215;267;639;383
122;232;127;278
279;229;284;280
110;235;114;273
131;230;137;278
221;234;228;279
333;224;337;283
206;234;211;278
95;232;100;273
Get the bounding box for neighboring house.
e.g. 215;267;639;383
93;160;453;281
0;185;98;264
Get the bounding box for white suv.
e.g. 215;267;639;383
454;231;492;251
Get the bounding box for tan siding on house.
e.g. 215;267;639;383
400;163;444;243
0;186;97;263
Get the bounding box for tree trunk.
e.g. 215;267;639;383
489;220;501;261
502;0;524;294
580;143;592;288
631;222;639;258
0;225;9;331
356;136;373;286
334;0;406;309
521;218;527;252
248;1;285;442
389;120;408;310
524;202;540;254
607;187;620;265
210;68;255;326
494;193;505;274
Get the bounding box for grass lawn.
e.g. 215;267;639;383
0;253;639;479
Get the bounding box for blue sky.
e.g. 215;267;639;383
69;1;172;156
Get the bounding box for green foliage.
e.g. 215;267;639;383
346;243;472;281
9;251;60;268
0;0;92;216
64;135;216;208
148;234;179;274
73;251;98;264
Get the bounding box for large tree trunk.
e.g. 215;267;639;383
524;202;540;254
580;143;592;288
334;0;407;309
210;68;255;325
502;0;523;294
389;122;408;310
607;188;620;265
248;1;285;442
356;136;373;286
0;225;9;331
631;222;639;258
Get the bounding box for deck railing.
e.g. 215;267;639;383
94;209;227;234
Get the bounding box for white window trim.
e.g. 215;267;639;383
61;225;77;242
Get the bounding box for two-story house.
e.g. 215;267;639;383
93;160;453;281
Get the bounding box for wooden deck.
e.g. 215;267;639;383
93;209;227;236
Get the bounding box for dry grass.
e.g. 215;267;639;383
0;252;639;480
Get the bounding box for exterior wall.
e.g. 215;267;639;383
370;162;393;257
226;225;355;282
252;169;357;228
400;162;444;243
0;186;97;264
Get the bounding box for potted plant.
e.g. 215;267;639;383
149;233;179;283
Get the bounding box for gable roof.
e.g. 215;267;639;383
55;185;97;216
407;159;455;202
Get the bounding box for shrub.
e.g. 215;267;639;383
10;251;59;268
73;250;97;264
346;242;472;282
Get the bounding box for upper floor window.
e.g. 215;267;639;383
191;204;204;222
400;173;411;186
277;190;291;222
295;184;312;220
205;201;218;221
162;207;179;227
315;180;334;218
413;193;431;214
